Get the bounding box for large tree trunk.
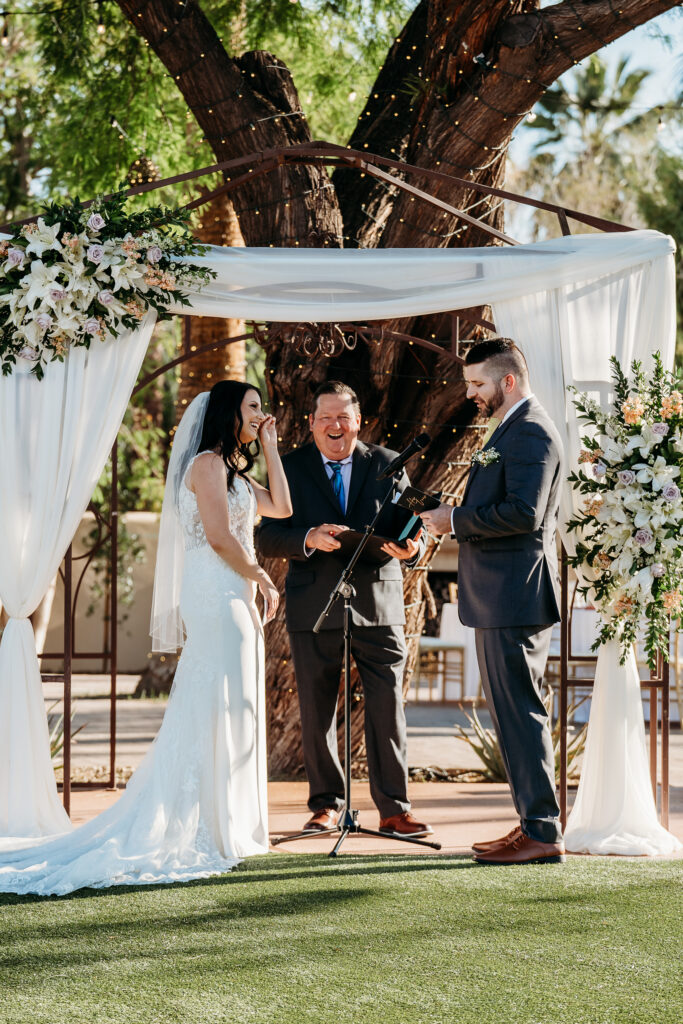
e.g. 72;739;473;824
118;0;677;775
178;190;246;415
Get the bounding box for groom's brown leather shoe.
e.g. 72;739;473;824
471;824;523;854
379;812;434;837
303;808;339;832
474;831;565;865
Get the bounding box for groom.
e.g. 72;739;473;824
257;380;432;838
421;338;565;865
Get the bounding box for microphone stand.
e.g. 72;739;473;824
272;473;441;857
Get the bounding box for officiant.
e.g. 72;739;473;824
256;380;433;838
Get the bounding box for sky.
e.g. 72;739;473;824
509;9;682;167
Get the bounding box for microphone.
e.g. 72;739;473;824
377;433;431;480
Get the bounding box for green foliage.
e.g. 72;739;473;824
0;0;416;218
637;149;683;358
514;53;682;241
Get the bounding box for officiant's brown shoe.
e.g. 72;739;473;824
471;824;523;854
379;812;433;837
303;808;339;832
474;832;565;865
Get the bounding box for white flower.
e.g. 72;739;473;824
146;245;163;264
6;247;25;269
633;456;680;492
19;260;61;311
86;244;105;264
626;423;667;459
23;217;62;258
19;345;39;360
86;212;106;232
651;563;666;578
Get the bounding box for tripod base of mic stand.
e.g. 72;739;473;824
271;808;441;856
329;809;441;857
271;826;341;847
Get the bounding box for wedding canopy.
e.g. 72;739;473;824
0;226;677;849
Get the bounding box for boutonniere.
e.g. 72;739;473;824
471;447;501;467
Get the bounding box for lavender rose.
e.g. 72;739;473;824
49;286;66;302
7;247;25;269
635;528;653;546
86;244;104;264
593;461;607;479
618;469;636;486
662;483;681;502
35;312;52;331
87;212;106;232
652;422;669;437
97;290;115;306
651;563;666;578
19;345;39;360
146;245;163;264
83;317;101;336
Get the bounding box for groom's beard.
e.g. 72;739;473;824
481;381;505;418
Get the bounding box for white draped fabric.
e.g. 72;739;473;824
0;314;156;838
2;227;678;854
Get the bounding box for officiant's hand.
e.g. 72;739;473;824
381;530;422;560
420;503;453;536
305;524;346;552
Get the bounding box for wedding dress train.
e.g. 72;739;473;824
0;469;268;895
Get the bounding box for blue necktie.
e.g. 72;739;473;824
328;462;346;513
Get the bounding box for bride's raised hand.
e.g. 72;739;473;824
258;415;278;450
258;572;280;622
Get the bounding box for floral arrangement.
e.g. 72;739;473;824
471;447;501;467
567;354;683;668
0;192;215;379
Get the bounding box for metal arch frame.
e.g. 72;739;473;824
1;139;635;242
32;141;668;831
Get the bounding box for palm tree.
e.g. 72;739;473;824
515;55;661;237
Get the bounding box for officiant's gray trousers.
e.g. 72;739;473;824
475;624;562;844
289;625;410;818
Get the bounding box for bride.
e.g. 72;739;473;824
0;380;291;895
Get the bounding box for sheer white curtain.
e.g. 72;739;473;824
169;230;673;322
0;315;156;838
492;253;681;855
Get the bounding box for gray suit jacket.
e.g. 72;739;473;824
451;396;562;629
256;440;424;632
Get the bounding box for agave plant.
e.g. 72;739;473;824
454;686;588;784
47;701;85;768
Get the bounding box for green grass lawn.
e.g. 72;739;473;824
1;853;681;1024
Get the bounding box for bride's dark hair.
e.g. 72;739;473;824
196;380;262;491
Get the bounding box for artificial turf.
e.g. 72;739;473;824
0;853;681;1024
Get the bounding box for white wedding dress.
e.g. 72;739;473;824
0;465;269;895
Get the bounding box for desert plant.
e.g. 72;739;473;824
454;687;588;784
47;701;85;768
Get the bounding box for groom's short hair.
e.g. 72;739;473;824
312;380;361;413
465;337;529;384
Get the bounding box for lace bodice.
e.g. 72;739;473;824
178;455;256;558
